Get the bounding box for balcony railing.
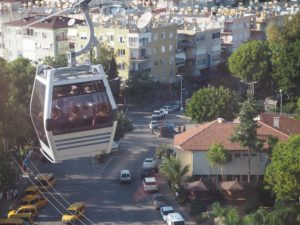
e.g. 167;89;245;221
56;36;68;41
130;55;151;61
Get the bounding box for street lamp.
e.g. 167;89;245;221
176;74;184;111
279;89;282;114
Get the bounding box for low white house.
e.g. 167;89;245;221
173;118;288;182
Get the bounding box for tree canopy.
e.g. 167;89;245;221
43;54;68;68
228;41;271;82
186;86;239;123
264;134;300;201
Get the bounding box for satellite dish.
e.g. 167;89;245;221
68;18;76;26
137;12;152;29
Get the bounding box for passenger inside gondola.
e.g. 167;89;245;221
52;107;69;131
93;103;110;125
68;105;84;128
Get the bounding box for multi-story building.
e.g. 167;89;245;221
76;17;177;82
177;22;222;76
3;16;81;62
220;12;256;58
0;0;26;58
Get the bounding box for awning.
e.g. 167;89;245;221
175;52;186;60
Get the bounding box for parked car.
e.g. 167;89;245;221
35;173;55;191
20;195;48;209
61;202;86;224
151;193;167;210
166;212;186;225
152;111;161;120
160;125;176;138
160;107;168;115
162;105;172;114
111;141;119;152
160;206;175;221
8;205;38;223
119;169;131;184
142;177;158;192
142;157;158;172
149;120;159;129
140;167;156;179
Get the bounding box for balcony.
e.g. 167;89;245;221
56;36;68;42
130;55;151;62
178;40;195;47
221;29;232;34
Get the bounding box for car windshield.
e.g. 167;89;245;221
145;159;153;163
121;173;129;178
173;221;185;225
163;209;174;215
145;181;157;185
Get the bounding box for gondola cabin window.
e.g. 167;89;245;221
51;80;113;134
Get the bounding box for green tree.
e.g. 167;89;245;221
43;54;68;68
264;135;300;201
243;207;270;225
228;41;271;82
186;86;239;123
270;41;300;97
155;144;173;159
6;57;36;150
207;144;229;181
114;112;133;141
91;45;118;80
231;96;263;183
209;203;241;225
160;156;189;194
0;150;17;192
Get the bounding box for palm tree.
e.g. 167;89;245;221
209;203;241;225
243;207;269;225
160;156;189;193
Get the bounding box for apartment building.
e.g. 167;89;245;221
3;16;80;62
220;12;256;58
177;22;221;76
0;0;26;58
76;17;177;83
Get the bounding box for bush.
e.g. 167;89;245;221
190;199;207;217
114;112;134;141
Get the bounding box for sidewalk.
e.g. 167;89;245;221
0;176;29;217
157;172;197;225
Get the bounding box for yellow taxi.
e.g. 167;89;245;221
7;205;37;224
35;173;55;191
61;202;86;223
0;218;30;225
23;186;39;197
20;195;48;209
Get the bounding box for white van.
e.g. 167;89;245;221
167;212;186;225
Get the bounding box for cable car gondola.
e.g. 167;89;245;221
29;0;117;163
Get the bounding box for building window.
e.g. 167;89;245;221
129;37;138;46
169;44;173;51
212;32;220;39
243;153;248;157
139;37;148;45
42;32;47;38
169;32;173;38
212;55;220;62
161;46;165;53
154;33;158;41
153;48;156;55
227;154;232;162
196;59;206;66
117;63;126;70
24;28;34;36
108;35;114;41
234;153;241;158
154;60;158;66
161;32;166;39
196;35;205;43
117;49;126;57
16;29;21;35
118;36;125;43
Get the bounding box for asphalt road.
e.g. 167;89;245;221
32;109;191;225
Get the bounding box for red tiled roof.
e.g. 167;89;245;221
259;113;300;136
174;119;289;152
4;16;84;30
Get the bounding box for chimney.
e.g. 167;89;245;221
217;118;224;123
273;116;280;128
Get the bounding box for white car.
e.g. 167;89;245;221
160;206;175;221
162;105;172;114
152;111;161;120
166;212;186;225
160;107;168;115
149;120;159;129
143;177;158;192
119;169;131;184
143;157;158;171
111;141;119;152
